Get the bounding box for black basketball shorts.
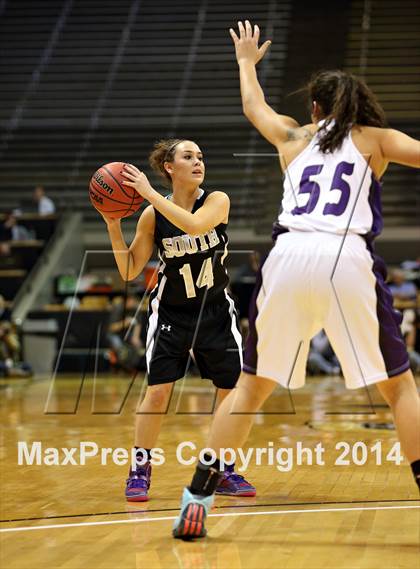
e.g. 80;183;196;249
145;294;243;388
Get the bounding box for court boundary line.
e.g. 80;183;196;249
1;497;418;524
1;504;419;534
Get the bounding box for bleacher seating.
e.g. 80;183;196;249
346;0;420;121
0;0;291;231
0;0;418;234
345;0;420;226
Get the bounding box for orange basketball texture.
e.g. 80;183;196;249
89;162;143;218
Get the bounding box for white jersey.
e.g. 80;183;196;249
277;123;382;239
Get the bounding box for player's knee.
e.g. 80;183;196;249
145;383;173;409
237;372;276;404
377;371;417;407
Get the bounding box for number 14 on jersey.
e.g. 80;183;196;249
179;258;214;299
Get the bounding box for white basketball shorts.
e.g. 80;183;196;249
243;230;409;389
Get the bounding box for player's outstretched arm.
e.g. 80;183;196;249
103;205;155;281
230;20;299;146
379;128;420;169
122;165;230;234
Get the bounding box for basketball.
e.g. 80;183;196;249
89;162;143;218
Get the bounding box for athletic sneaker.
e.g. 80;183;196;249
173;487;214;540
125;461;151;502
215;465;256;497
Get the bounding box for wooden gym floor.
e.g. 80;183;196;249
0;374;419;569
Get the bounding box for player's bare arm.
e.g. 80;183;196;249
122;163;230;234
379;128;420;169
230;20;301;147
104;204;155;281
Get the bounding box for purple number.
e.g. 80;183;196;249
323;161;354;216
291;164;323;215
291;161;354;217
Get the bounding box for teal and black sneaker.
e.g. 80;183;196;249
172;487;214;540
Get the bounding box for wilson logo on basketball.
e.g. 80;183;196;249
94;171;114;195
89;190;103;205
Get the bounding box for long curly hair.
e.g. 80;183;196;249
307;70;387;153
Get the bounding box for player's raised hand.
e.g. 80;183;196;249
229;20;271;65
122;164;153;200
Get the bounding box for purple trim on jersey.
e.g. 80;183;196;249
366;174;383;241
244;226;289;373
363;176;406;376
242;255;268;375
367;245;410;377
272;221;290;242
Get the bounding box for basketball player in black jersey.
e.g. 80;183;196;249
102;138;255;501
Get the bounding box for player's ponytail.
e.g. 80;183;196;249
308;70;387;153
149;139;185;184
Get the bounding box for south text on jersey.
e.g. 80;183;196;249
162;228;220;258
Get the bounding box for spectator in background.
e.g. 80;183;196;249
401;257;420;293
0;294;12;324
0;295;32;378
389;268;420;372
0;212;31;241
401;258;420;273
389;268;417;301
0;294;18;375
33;185;55;215
0;242;10;256
308;330;341;376
107;295;145;370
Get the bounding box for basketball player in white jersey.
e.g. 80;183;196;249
172;20;420;539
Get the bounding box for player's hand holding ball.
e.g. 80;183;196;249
121;164;154;201
100;210;120;227
229;20;271;65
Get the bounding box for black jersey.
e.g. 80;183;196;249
153;189;229;309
